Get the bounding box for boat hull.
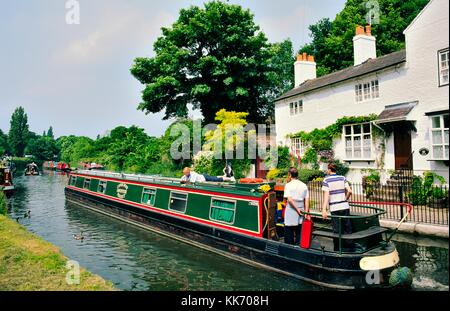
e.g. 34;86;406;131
65;188;398;290
1;186;15;198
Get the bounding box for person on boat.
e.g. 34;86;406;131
180;167;234;184
283;168;310;246
321;163;354;251
223;162;234;178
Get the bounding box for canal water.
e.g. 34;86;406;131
5;171;449;291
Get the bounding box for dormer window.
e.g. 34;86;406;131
355;80;379;103
289;100;303;116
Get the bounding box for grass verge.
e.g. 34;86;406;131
0;215;116;291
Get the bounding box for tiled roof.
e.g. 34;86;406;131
377;101;418;122
276;50;406;102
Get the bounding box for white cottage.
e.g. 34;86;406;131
274;0;449;183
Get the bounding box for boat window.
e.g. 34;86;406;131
98;180;107;194
168;192;188;213
69;176;77;186
83;178;91;190
141;188;157;206
210;198;236;224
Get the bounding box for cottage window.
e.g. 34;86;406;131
83;178;91;190
363;82;371;100
355;80;379;102
291;138;306;157
344;123;372;159
355;84;363;102
98;180;107;194
431;114;449;159
371;80;379;98
210;198;236;224
169;192;188;213
289;100;303;116
142;188;157;206
439;49;449;86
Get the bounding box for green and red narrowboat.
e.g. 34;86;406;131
65;170;408;290
0;165;15;198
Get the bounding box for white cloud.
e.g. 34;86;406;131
55;4;174;64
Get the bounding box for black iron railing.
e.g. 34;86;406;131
307;180;449;226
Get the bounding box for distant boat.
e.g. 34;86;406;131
24;163;40;176
80;162;104;170
43;161;72;172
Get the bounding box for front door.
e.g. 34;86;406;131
394;123;413;170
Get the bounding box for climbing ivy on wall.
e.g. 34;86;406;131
289;114;383;165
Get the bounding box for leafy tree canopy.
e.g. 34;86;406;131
299;0;429;76
25;136;59;161
0;130;9;156
47;126;54;139
8;106;29;157
131;1;294;124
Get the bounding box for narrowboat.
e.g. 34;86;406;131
43;161;72;172
65;170;408;290
24;163;40;176
0;162;15;198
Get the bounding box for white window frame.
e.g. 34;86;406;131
343;123;373;160
168;192;188;214
430;114;449;160
289;100;303;116
355;79;379;103
291;138;306;157
438;49;449;87
69;176;77;186
83;178;91;190
97;180;107;194
141;187;157;206
209;197;237;225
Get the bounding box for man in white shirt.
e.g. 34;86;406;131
283;168;310;245
181;168;207;183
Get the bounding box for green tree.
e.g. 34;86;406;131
131;1;291;124
25;136;59;161
8;107;29;157
0;130;9;156
299;0;429;76
47;126;54;139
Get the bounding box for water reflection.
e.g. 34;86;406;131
6;172;448;291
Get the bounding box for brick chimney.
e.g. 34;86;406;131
353;25;376;66
294;52;317;87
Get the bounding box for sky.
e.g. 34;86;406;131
0;0;346;139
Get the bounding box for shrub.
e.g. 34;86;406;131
0;192;7;215
298;169;325;184
362;169;381;197
408;172;447;206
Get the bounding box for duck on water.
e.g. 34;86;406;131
64;169;413;289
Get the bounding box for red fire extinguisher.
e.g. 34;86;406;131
300;218;314;249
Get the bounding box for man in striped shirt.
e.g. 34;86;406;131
321;163;353;251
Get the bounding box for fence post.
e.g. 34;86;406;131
399;185;404;221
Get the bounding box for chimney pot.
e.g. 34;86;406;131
365;25;372;36
355;25;365;36
294;53;317;87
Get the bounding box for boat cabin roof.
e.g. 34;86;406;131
72;170;273;198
